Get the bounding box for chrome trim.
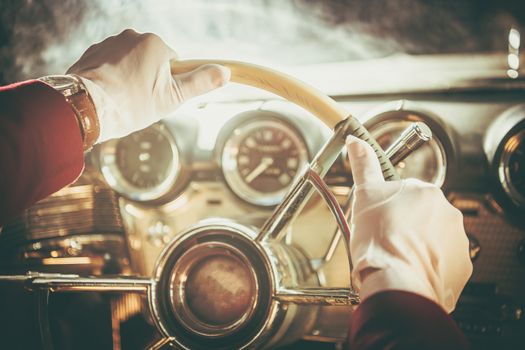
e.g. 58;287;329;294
148;220;281;349
29;276;154;293
498;129;525;206
484;104;525;208
146;337;176;350
358;101;453;187
0;182;123;243
0;272;154;293
368;119;447;187
275;288;359;306
384;122;432;165
306;169;354;288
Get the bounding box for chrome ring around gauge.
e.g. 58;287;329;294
498;128;525;207
221;118;309;207
99;122;181;202
364;110;448;187
484;105;525;211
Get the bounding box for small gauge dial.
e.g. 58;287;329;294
99;123;181;201
499;129;525;206
222;119;309;206
367;116;447;186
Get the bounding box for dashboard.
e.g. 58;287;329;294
1;55;525;349
87;89;525;347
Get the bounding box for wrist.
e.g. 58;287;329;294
76;76;125;143
38;75;100;150
358;265;438;307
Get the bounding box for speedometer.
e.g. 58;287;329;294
99;122;181;202
221;119;309;207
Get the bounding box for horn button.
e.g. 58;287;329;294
173;246;258;332
151;225;277;349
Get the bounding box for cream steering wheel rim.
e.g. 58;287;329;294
171;59;398;181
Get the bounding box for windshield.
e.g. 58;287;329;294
0;0;523;84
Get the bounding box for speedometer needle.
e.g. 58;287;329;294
245;157;274;184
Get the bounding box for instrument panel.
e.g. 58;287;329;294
87;100;525;228
29;96;525;349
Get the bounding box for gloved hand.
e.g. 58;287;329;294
67;29;230;143
346;135;472;313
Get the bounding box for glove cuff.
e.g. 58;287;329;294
78;77;130;143
357;265;442;311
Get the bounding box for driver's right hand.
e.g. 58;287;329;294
346;135;473;313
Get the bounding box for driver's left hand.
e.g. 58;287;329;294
67;29;231;143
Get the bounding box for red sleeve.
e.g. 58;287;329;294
0;80;84;225
349;291;470;350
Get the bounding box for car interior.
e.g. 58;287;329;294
0;1;524;349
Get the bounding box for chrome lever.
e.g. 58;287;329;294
384;121;432;165
256;117;400;243
313;122;433;270
275;287;360;306
0;272;154;293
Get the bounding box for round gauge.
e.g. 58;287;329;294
221;119;309;206
99;123;181;202
367;117;448;186
498;129;525;206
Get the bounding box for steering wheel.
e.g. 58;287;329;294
2;60;400;350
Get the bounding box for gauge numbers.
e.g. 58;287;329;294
99;123;180;202
222;119;309;206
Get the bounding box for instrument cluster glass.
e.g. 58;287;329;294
99;123;181;202
221;119;309;207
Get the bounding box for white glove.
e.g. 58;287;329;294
67;29;230;143
346;135;472;313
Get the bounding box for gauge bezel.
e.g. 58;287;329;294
497;128;525;207
99;122;181;202
362;103;452;188
221;118;309;207
484;105;525;213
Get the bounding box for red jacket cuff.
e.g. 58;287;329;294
0;80;84;224
349;290;470;350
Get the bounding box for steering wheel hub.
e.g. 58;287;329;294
150;221;277;349
169;242;259;336
148;219;323;349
